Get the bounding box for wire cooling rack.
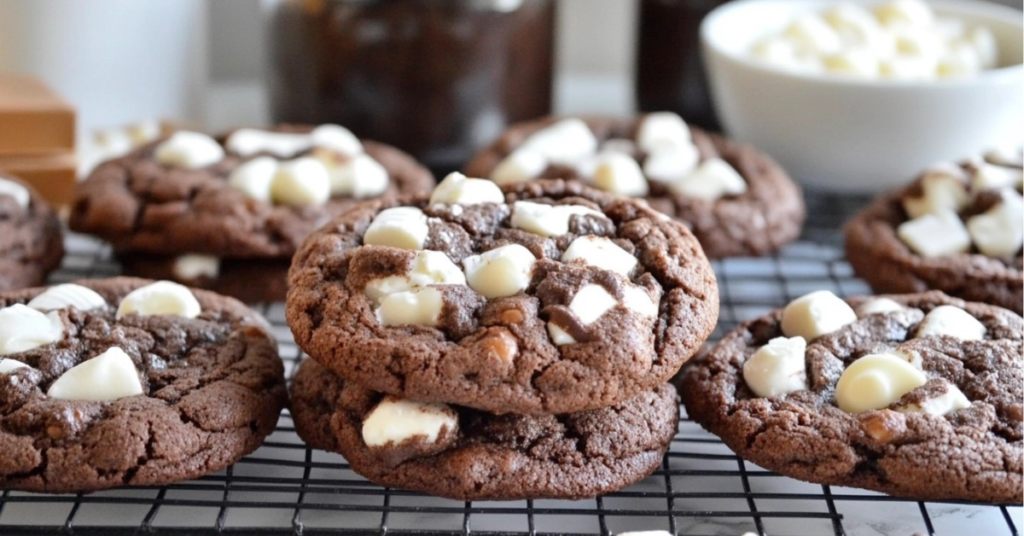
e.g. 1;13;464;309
0;192;1020;536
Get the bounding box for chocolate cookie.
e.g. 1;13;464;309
287;178;718;415
844;155;1023;314
69;125;434;302
290;359;679;501
0;277;287;493
463;114;805;259
0;174;63;291
681;290;1022;503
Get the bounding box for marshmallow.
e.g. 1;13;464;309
971;162;1023;192
783;14;843;55
547;323;577;346
364;250;466;304
855;297;903;317
781;290;857;341
742;336;808;398
835;353;927;414
622;285;658;317
636;112;691;153
895;380;971;416
46;347;145;402
669;158;748;201
154;131;225;169
228;156;278;202
968;189;1024;257
0;304;63;355
0;177;30;209
430;172;504;206
902;167;969;219
225;129;311;158
315;152;390;199
896;210;971;258
364;207;430;251
510;201;602;238
569;284;618;325
915;305;986;340
873;0;934;30
269;157;331;207
310;124;363;157
172;254;220;281
561;236;638;276
462;244;536;299
822;48;881;77
362;396;458;447
0;358;29;374
518;119;598;165
375;287;444;327
27;284;106;312
592;152;649;197
490;149;548;185
116;281;202;319
643;143;699;184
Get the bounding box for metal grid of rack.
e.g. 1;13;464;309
0;193;1019;535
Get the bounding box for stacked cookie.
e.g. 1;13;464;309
0;173;63;291
69;124;434;302
286;175;719;500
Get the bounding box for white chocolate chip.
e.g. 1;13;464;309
94;127;133;155
116;281;202;320
270;157;331;207
375;287;444;327
622;285;658;317
971;162;1023;192
0;305;63;355
225;129;311;158
643;143;699;184
310;124;363;157
984;146;1023;167
519;119;598;165
751;37;823;73
547;323;576;346
46;347;144;402
126;120;161;146
902;167;970;219
896;210;971;258
430;172;504;206
915;305;986;340
895;380;971;416
855;297;904;318
0;358;29;375
885;346;924;369
937;41;983;78
592;152;649;197
491;149;548;186
510;201;602;238
364;250;466;305
172;254;221;281
879;55;937;80
669;158;748;201
569;284;618;325
783;14;843;55
822;48;880;77
781;290;857;341
364;207;430;251
462;244;536;299
0;177;30;209
967;189;1024;257
824;3;892;54
742;336;808;398
964;26;998;70
361;396;458;447
636;112;691;153
892;26;943;60
317;153;390;199
228;156;278;202
835;353;928;414
27;284;106;312
561;236;638;277
873;0;933;30
155;131;225;169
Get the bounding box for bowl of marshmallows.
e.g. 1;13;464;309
701;0;1023;192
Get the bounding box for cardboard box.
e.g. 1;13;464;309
0;75;75;156
0;152;77;206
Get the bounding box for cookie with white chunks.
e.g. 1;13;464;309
463;113;805;259
681;290;1022;503
844;152;1023;313
287;176;718;415
0;174;63;291
0;277;286;493
290;359;680;501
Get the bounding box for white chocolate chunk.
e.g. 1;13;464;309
116;281;201;319
835;353;927;414
783;14;843;55
155;131;225;169
636;112;691;153
430;172;504;206
362;396;457;447
569;284;618;325
643;143;699;184
902;166;969;219
561;236;638;276
915;305;986;340
225;129;311;158
968;189;1024;257
46;347;144;402
895;381;971;416
510;201;602;238
310;124;363;157
27;284;106;312
364;250;466;305
375;287;444;327
172;254;220;281
462;244;536;299
669;158;748;201
897;210;971;258
491;149;548;185
269;157;331;207
622;285;658;317
742;336;808;398
0;358;29;374
0;305;63;355
364;207;430;251
318;153;390;199
873;0;933;30
884;346;924;369
0;177;30;209
228;156;278;202
822;48;880;78
781;290;857;341
855;297;903;318
547;322;576;346
519;118;598;165
971;163;1023;192
593;152;649;197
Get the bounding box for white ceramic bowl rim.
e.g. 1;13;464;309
701;0;1024;89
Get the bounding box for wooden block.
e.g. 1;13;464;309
0;75;76;156
0;152;77;207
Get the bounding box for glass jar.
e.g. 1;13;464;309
267;0;555;173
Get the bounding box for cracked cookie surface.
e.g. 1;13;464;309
681;291;1022;503
0;174;63;292
0;277;286;493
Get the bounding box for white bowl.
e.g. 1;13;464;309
701;0;1023;192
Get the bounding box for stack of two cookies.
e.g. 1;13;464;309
285;174;719;500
